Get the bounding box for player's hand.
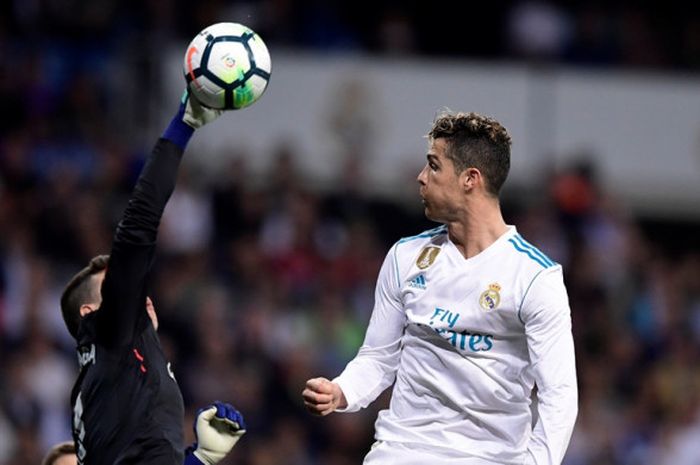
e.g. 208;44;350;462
302;377;347;416
181;88;224;129
185;401;246;465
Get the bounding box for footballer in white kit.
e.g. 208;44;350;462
335;224;577;464
302;110;577;465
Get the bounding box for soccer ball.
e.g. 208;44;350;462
183;22;271;110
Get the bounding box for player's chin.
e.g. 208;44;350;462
425;209;448;225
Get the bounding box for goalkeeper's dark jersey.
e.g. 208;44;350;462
70;139;185;465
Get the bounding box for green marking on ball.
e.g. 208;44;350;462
233;83;254;108
233;69;255;108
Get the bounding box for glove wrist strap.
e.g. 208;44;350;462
163;114;195;149
184;447;206;465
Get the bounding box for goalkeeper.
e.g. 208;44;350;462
60;91;241;465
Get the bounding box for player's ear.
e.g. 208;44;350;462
80;303;98;317
462;167;480;192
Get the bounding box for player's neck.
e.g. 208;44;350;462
447;199;508;259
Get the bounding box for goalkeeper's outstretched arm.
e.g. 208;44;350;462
93;90;224;347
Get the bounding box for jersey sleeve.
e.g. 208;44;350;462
520;266;578;465
333;242;406;412
94;139;184;347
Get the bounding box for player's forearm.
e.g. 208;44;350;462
521;268;578;464
333;245;405;412
525;352;578;465
333;344;401;412
526;383;578;465
335;311;405;411
525;320;578;465
114;139;183;246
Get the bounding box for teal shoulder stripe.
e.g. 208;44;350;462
508;238;551;269
513;235;555;267
397;225;447;244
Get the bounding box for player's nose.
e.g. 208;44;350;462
417;165;427;185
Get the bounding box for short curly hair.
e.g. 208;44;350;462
428;111;512;196
60;255;109;339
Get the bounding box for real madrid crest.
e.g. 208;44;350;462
416;247;440;269
479;283;501;311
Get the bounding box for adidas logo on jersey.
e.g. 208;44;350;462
408;274;427;289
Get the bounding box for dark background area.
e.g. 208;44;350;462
1;1;699;465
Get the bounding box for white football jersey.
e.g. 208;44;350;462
334;225;578;465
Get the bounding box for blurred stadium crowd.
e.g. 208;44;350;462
1;1;699;465
2;0;700;68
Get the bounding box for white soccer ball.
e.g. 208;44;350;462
183;22;271;110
